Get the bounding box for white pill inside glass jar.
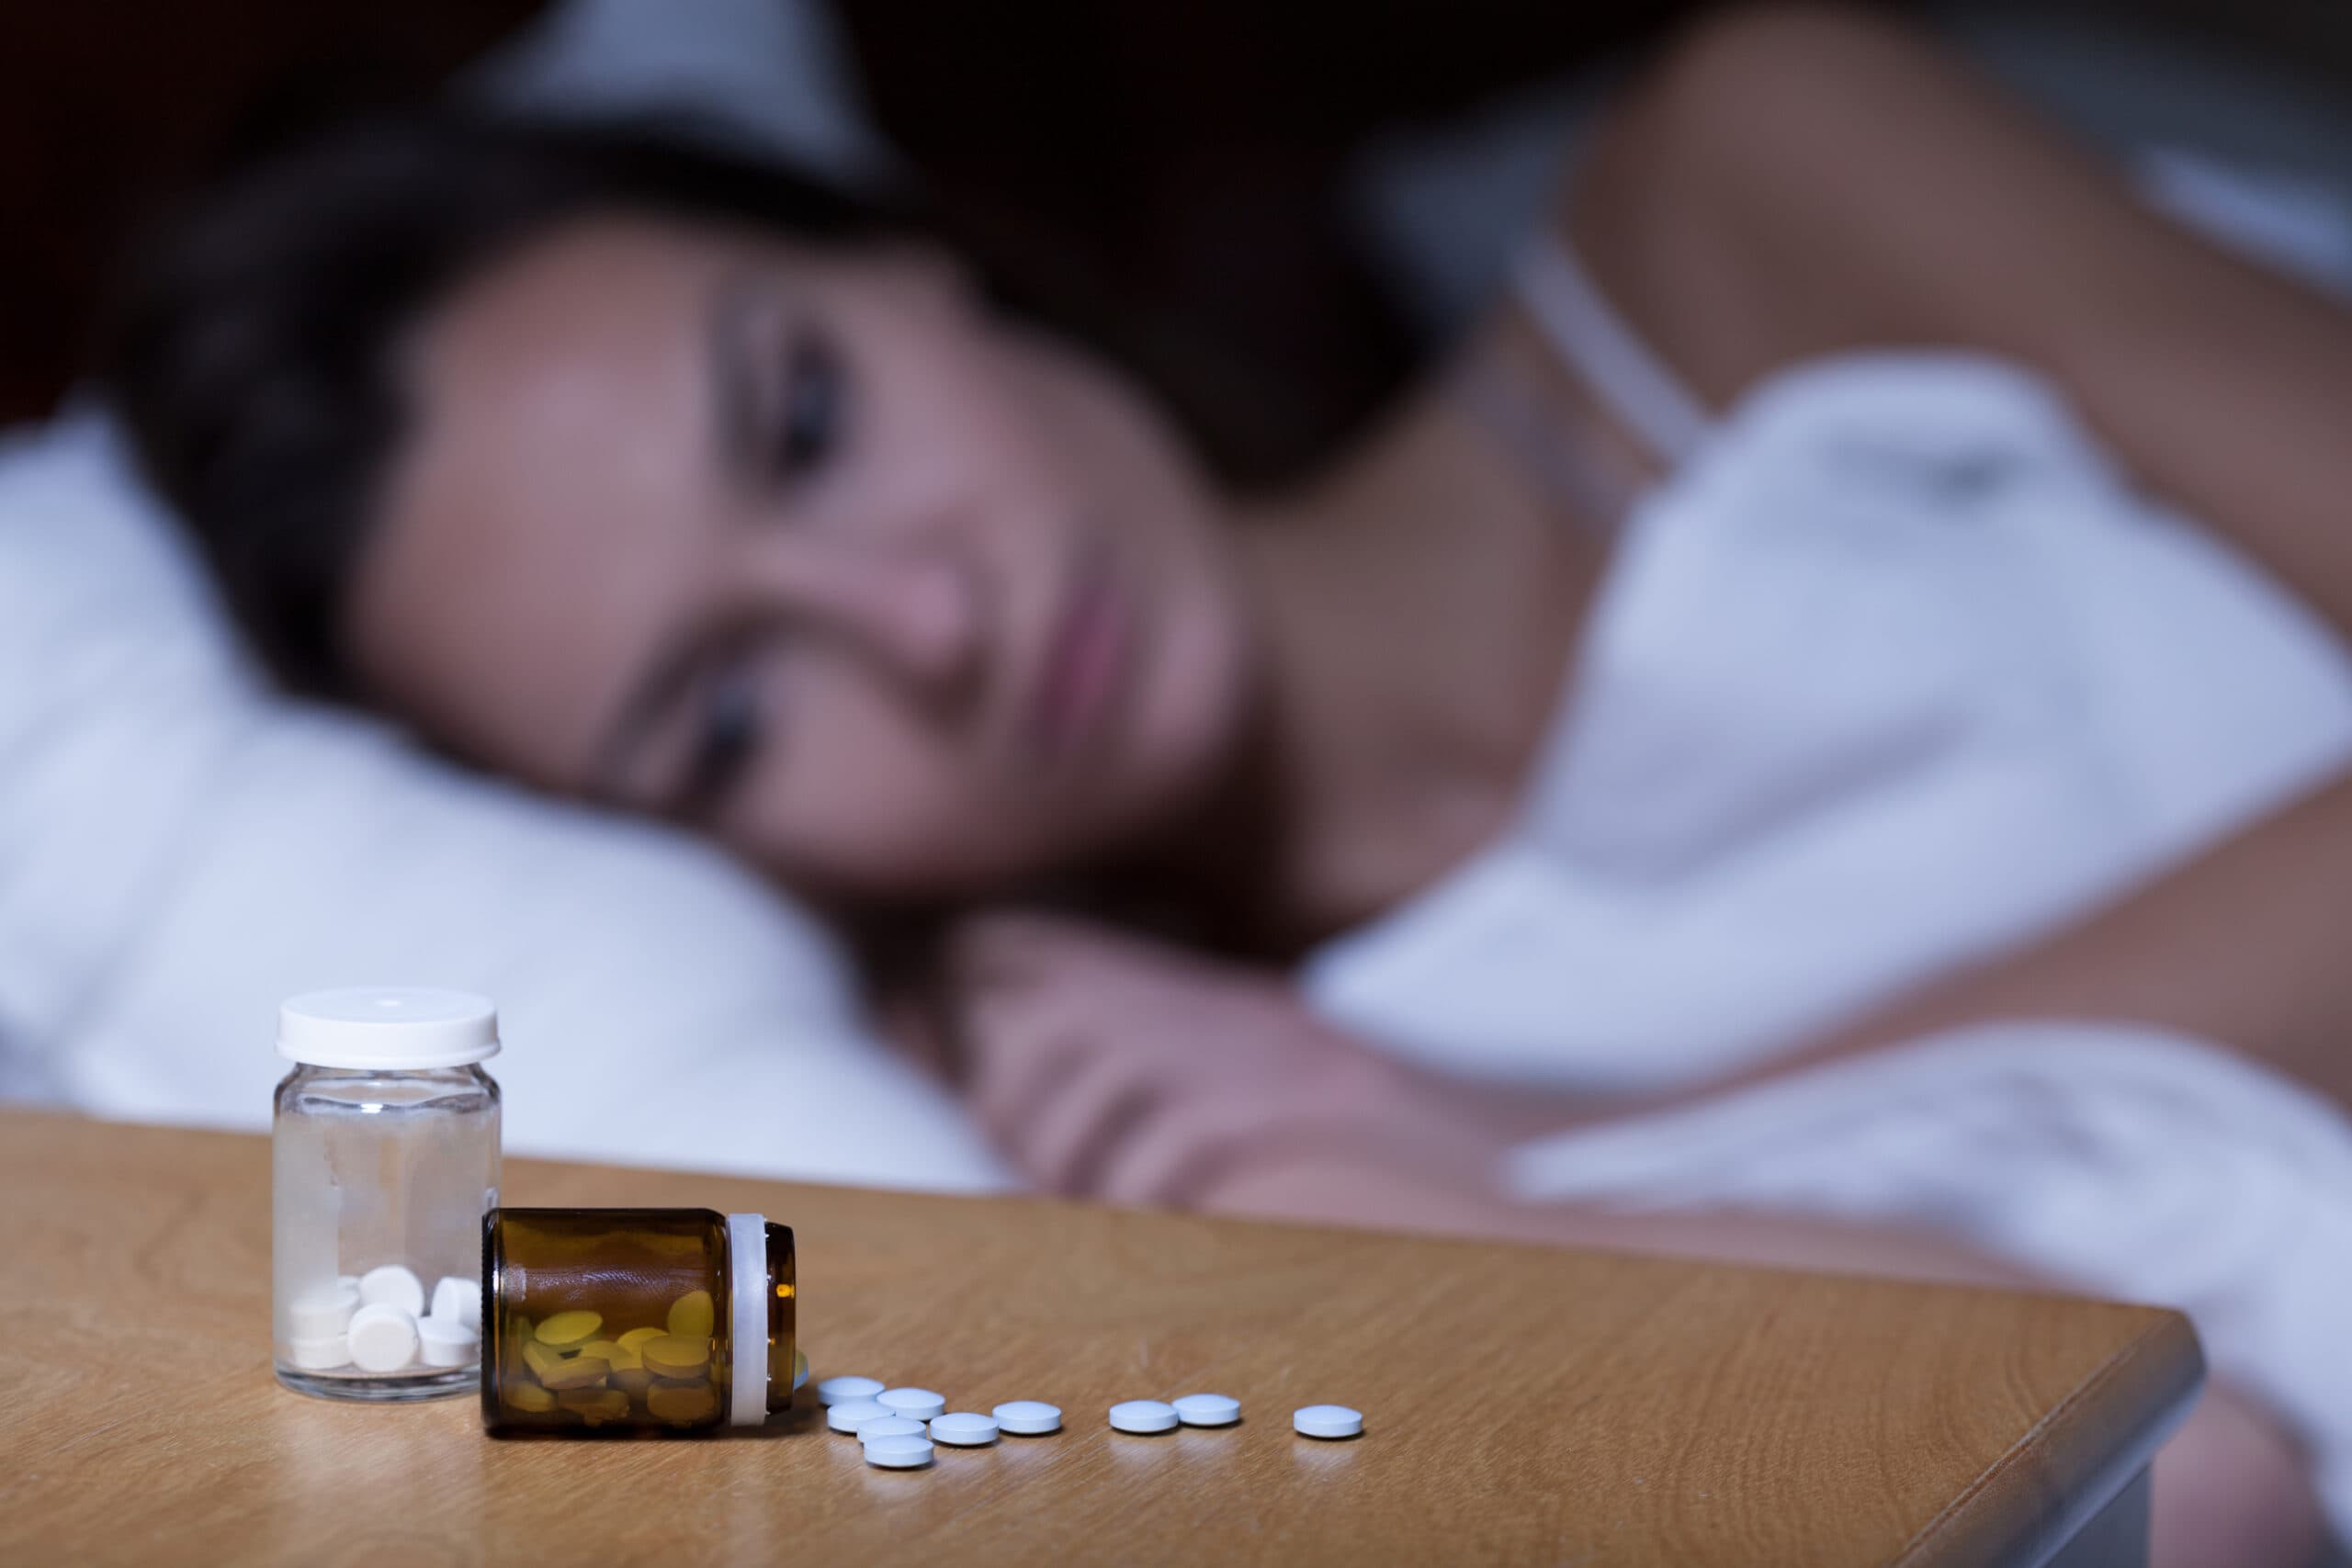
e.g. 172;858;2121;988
416;1314;479;1368
428;1275;479;1330
287;1333;351;1371
287;1280;360;1339
357;1264;425;1317
346;1303;421;1373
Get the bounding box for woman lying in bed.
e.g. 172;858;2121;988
108;5;2348;1559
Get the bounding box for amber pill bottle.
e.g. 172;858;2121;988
481;1209;795;1434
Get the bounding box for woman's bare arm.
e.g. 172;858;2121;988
1561;4;2352;1107
1576;2;2352;634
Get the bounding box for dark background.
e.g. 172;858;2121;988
6;0;2347;467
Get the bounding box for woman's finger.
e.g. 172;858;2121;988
1012;1047;1164;1196
962;998;1091;1148
1091;1090;1283;1208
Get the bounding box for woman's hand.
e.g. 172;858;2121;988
934;909;1505;1207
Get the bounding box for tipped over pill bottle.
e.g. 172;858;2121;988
481;1208;796;1435
272;988;502;1400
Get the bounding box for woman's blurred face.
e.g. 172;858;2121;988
351;214;1256;901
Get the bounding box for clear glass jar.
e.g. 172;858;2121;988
272;988;502;1401
481;1208;797;1435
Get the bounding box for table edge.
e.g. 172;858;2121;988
1894;1308;2203;1568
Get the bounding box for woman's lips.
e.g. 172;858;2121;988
1026;546;1130;760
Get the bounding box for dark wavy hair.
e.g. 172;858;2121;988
101;110;1249;700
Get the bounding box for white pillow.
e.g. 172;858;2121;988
0;408;1010;1190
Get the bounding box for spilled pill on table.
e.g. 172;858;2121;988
1293;1404;1363;1438
1172;1393;1241;1427
877;1387;945;1422
827;1399;896;1434
817;1374;883;1406
865;1435;934;1469
991;1401;1061;1435
928;1412;999;1446
1109;1400;1180;1434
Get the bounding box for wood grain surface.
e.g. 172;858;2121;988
0;1110;2199;1566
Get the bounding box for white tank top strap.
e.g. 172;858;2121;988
1510;231;1715;468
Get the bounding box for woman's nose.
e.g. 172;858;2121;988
744;537;984;692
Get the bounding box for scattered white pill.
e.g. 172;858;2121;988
428;1275;479;1330
416;1314;479;1368
817;1374;885;1407
1109;1400;1180;1435
287;1280;360;1339
991;1401;1062;1435
287;1333;351;1371
1172;1393;1241;1427
345;1303;420;1373
855;1417;927;1444
1292;1404;1363;1439
827;1399;896;1434
929;1412;999;1446
864;1434;934;1470
877;1387;946;1422
357;1264;425;1317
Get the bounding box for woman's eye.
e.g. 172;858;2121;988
769;332;843;482
678;660;764;816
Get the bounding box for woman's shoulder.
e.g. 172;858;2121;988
1558;4;2076;412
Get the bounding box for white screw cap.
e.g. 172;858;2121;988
278;988;500;1070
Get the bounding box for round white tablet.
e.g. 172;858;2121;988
1172;1393;1241;1427
855;1417;927;1444
991;1401;1062;1436
877;1387;946;1422
357;1264;425;1317
286;1333;351;1371
428;1275;479;1330
1108;1400;1180;1435
864;1435;934;1470
929;1412;999;1446
1292;1404;1363;1439
287;1280;360;1338
827;1399;896;1434
346;1303;420;1373
416;1314;479;1368
817;1374;885;1407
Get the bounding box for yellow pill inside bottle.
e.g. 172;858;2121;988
615;1325;664;1356
521;1340;570;1380
667;1290;715;1340
611;1367;653;1395
507;1382;556;1414
648;1382;718;1424
537;1355;611;1391
580;1338;640;1371
559;1387;633;1425
639;1335;711;1378
535;1310;604;1348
